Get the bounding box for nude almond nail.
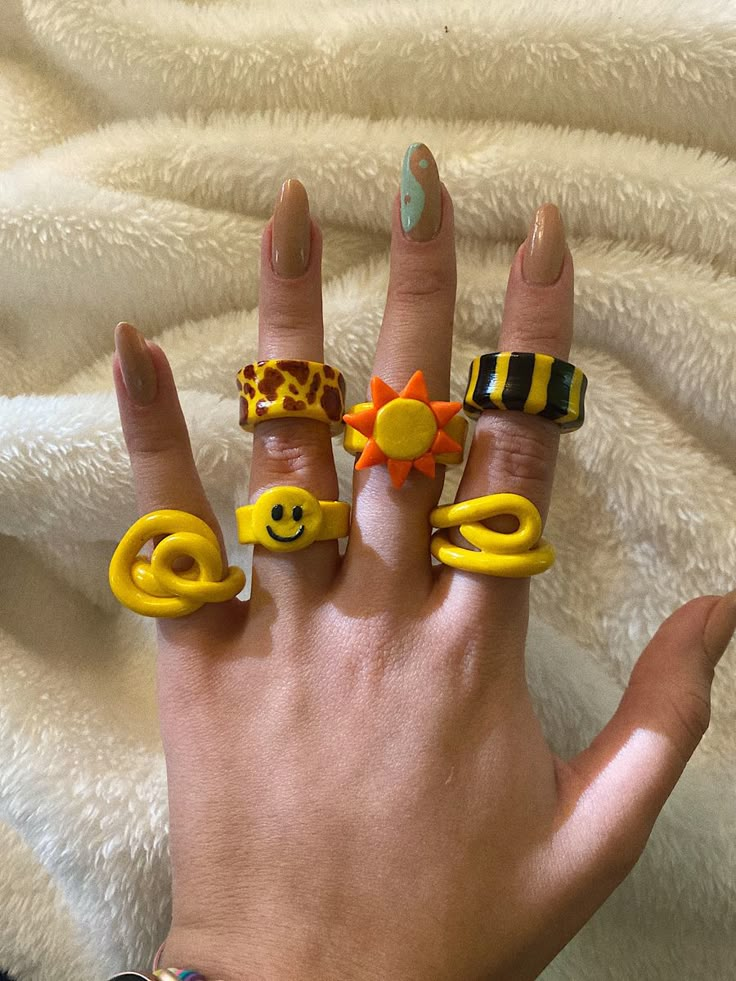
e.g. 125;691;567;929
271;178;311;278
114;321;157;405
522;203;566;286
706;589;736;663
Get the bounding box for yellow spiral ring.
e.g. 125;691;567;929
109;510;246;618
429;493;555;577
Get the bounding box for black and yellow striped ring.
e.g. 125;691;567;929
463;352;587;433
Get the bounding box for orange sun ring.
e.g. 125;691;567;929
342;370;465;488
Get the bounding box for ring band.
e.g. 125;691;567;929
464;352;587;432
236;486;350;552
430;493;555;577
236;358;346;434
108;511;246;618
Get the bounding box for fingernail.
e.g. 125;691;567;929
401;142;442;241
114;322;157;405
271;178;311;278
522;203;566;286
705;589;736;664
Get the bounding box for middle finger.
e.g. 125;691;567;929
343;143;458;600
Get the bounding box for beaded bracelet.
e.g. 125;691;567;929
107;972;217;980
107;962;222;979
154;970;214;980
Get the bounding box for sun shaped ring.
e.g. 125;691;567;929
342;370;465;489
429;493;556;577
109;510;246;618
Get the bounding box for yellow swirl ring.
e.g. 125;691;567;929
109;510;246;618
429;493;555;577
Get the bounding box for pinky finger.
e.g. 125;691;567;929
112;322;245;633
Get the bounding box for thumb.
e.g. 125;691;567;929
559;591;736;877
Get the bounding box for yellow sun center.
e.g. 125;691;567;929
373;398;438;459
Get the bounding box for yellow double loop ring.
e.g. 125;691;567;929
429;493;555;577
109;510;246;618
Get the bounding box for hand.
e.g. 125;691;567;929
112;148;736;981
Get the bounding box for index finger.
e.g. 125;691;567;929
438;204;577;618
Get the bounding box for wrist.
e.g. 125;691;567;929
155;933;246;981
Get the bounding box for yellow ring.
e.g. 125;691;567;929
236;359;346;434
236;486;350;552
429;493;555;577
109;510;246;618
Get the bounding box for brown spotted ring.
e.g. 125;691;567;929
236;358;346;435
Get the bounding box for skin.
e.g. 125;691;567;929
112;185;733;980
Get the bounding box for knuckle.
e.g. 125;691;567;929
262;303;312;334
629;678;712;764
257;424;331;482
390;260;456;303
392;276;447;301
663;684;712;748
508;289;571;341
478;423;554;489
261;279;323;334
126;426;186;466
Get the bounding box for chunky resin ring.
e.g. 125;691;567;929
429;493;555;577
236;358;346;434
344;401;467;466
236;486;350;552
342;370;464;489
108;510;246;618
464;352;588;432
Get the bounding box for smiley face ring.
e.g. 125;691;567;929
235;486;351;552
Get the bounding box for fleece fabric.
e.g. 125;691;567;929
0;1;734;978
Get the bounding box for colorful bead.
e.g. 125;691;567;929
153;970;207;980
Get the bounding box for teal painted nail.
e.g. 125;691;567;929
400;142;442;241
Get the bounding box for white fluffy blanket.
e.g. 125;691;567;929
1;1;735;978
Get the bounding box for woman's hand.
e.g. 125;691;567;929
112;146;736;981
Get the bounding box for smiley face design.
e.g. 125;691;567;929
250;486;324;552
